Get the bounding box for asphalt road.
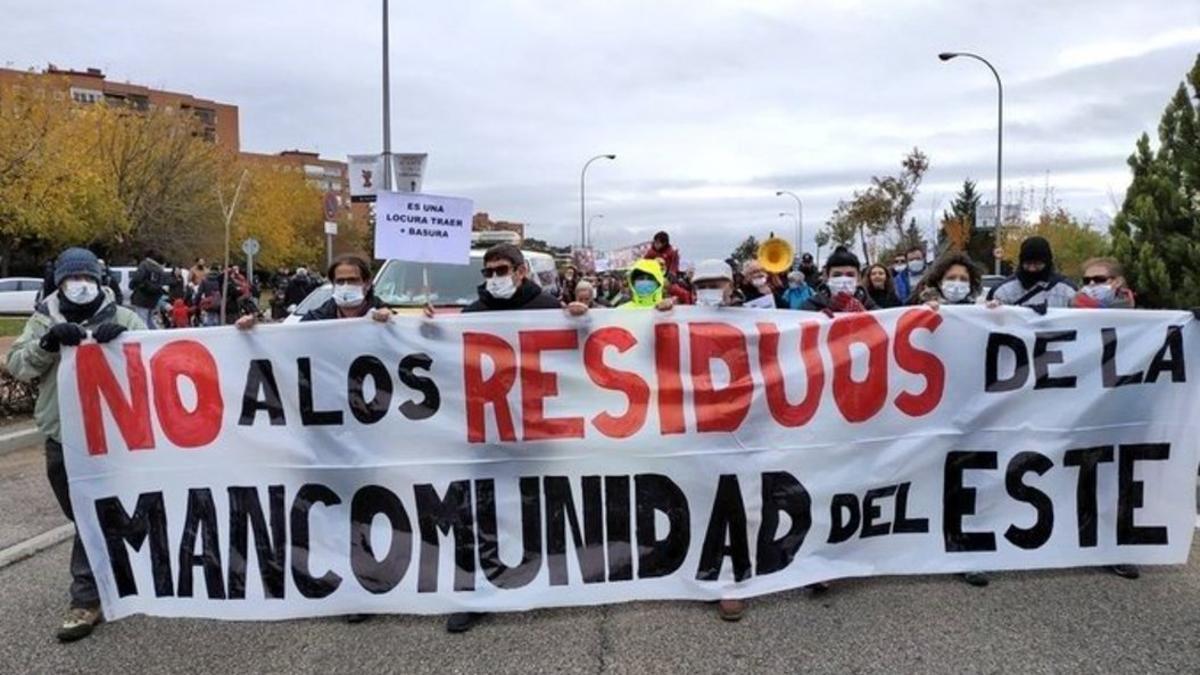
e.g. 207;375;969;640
1;441;1198;674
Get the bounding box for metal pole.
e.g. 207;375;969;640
587;214;604;250
381;0;394;191
776;190;803;256
580;154;615;248
218;170;248;326
939;52;1002;274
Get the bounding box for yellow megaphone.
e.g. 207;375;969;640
757;232;794;274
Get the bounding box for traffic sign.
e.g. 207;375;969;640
242;238;260;256
323;192;339;220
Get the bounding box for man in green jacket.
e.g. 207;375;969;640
5;247;145;642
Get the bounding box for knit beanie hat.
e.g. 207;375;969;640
824;245;861;272
54;247;103;286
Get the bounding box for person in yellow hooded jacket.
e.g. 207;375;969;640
618;258;676;311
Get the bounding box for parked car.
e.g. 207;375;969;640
0;277;43;315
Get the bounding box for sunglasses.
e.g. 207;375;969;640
481;265;513;278
1082;275;1110;285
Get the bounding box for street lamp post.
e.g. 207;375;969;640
775;190;803;256
939;51;1002;275
580;154;616;248
587;214;604;249
381;0;394;191
778;212;799;261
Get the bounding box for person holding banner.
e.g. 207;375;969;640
236;255;393;328
5;248;146;642
987;236;1077;310
617;259;676;311
801;246;878;314
738;260;785;309
912;252;985;309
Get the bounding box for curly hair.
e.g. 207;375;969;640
911;252;983;303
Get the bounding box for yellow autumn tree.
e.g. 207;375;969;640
230;163;327;271
0;75;126;273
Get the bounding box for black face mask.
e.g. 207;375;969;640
59;292;103;324
1016;262;1052;288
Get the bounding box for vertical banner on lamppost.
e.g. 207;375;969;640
374;191;473;264
348;154;383;203
392;153;427;194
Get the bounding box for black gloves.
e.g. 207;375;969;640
39;323;86;352
92;323;127;344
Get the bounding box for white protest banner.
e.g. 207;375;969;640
58;307;1198;621
348;154;383;203
374;191;473;264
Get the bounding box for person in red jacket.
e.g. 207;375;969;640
169;297;191;328
643;231;680;278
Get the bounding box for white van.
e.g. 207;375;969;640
373;248;559;315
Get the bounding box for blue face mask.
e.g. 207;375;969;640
633;279;659;296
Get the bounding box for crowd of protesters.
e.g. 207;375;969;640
3;226;1175;643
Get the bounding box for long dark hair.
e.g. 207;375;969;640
913;252;983;302
862;263;897;296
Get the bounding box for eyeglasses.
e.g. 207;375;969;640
481;265;512;278
1082;275;1110;285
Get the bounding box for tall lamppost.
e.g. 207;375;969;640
775;190;803;256
939;51;1002;274
381;0;395;191
580;154;616;248
778;212;799;260
587;214;604;249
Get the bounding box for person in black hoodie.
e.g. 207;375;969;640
802;246;878;314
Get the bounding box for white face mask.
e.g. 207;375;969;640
62;280;100;305
907;260;925;274
486;275;517;299
332;284;366;308
828;277;857;296
940;279;971;303
751;275;769;289
696;288;725;307
1082;283;1115;304
892;264;906;274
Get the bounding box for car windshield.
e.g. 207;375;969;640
374;259;481;307
293;284;332;315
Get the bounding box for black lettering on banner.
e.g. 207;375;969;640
415;481;476;593
94;492;174;598
634;474;690;579
1063;446;1114;548
943;451;998;552
398;353;441;420
1145;326;1186;384
239;359;286;425
861;485;898;538
1003;452;1054;549
985;333;1029;392
1101;328;1144;388
696;475;751;582
892;482;930;534
177;488;226;599
828;494;860;544
227;485;287;599
605;476;633;582
1117;443;1170;545
544;476;606;585
347;356;393;424
298;357;344;426
476;478;543;589
350;485;413;594
1033;331;1077;390
755;472;811;576
290;483;343;598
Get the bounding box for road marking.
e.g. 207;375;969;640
0;424;42;456
0;524;73;569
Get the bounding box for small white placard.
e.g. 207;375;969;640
374;191;473;264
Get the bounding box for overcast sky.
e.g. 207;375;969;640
4;0;1199;260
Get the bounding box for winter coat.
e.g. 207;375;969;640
781;285;814;310
302;293;384;322
643;244;680;278
1070;287;1136;309
5;288;146;442
801;285;879;313
987;274;1077;309
618;259;667;309
129;257;167;309
867;286;903;309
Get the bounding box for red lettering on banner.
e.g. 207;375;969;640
893;309;945;417
77;343;154;455
654;323;685;435
827;314;889;423
689;322;753;433
463;332;517;443
520;329;585;441
149;340;223;448
583;327;650;438
758;321;825;427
